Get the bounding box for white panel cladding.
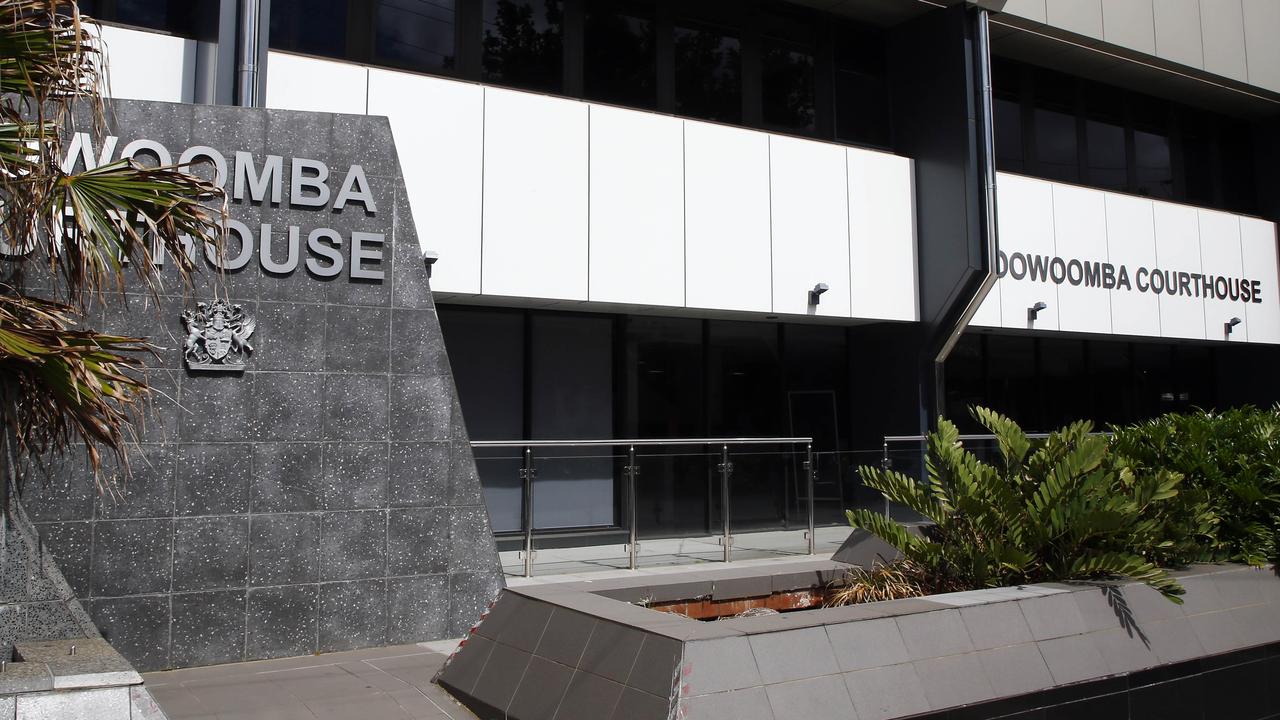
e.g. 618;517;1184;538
1240;217;1280;344
1051;184;1112;335
848;149;919;322
368;70;483;294
481;88;589;300
997;174;1059;331
99;25;195;103
1241;0;1280;93
769;136;850;317
1152;0;1204;70
1152;201;1206;340
1101;193;1160;337
264;52;368;114
1101;0;1156;56
1198;210;1246;341
588;105;685;307
684;120;773;313
1199;0;1249;84
970;285;1002;327
1045;0;1104;39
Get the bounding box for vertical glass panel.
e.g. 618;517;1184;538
833;25;889;147
373;0;456;71
530;314;614;528
985;335;1038;429
784;326;849;525
674;20;741;124
1039;338;1088;428
944;334;985;433
1219;120;1256;215
1134;130;1173;199
1087;340;1133;426
482;0;563;92
761;36;816;133
1086;120;1126;190
437;308;525;532
1034;108;1079;182
270;0;349;57
993;97;1024;172
114;0;200;37
1181;111;1214;208
1132;342;1174;420
585;0;656;108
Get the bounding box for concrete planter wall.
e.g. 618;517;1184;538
437;561;1280;720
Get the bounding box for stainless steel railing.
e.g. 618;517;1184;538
469;438;815;577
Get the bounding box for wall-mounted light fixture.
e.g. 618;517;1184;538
422;249;439;279
1225;316;1242;337
1027;301;1047;322
809;283;829;306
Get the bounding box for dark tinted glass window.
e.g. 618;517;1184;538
1034;108;1078;182
1134;129;1172;198
373;0;456;71
993;97;1023;172
761;23;816;133
482;0;563;92
674;19;741;123
1086;120;1126;190
584;0;656;109
85;0;203;37
833;26;889;147
270;0;349;57
1181;112;1215;207
1219;120;1257;213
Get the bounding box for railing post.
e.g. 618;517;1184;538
718;444;732;563
805;443;815;556
520;446;535;578
626;444;638;571
882;438;891;518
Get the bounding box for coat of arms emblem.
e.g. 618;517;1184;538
180;301;256;371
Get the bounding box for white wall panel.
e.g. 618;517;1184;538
1104;193;1160;337
770;136;850;317
1240;217;1280;344
684;121;772;313
996;174;1059;331
1153;0;1204;70
1151;201;1205;340
588;105;684;307
848;150;918;321
1052;184;1111;334
1197;210;1246;341
368;70;483;294
1101;0;1156;56
970;285;1002;327
99;25;195;103
265;52;367;114
1200;0;1249;84
481;88;589;301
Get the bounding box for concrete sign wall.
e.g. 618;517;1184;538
15;99;504;672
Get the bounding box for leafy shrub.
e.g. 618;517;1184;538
1109;406;1280;566
848;408;1188;602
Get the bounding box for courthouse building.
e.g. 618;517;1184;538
64;0;1280;609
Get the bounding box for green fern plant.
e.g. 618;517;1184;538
848;408;1187;602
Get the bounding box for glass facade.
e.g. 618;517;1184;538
80;0;208;38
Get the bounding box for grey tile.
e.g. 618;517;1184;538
1089;626;1159;675
90;519;172;597
472;641;532;715
319;510;387;581
387;442;449;507
1187;609;1245;655
251;443;322;513
1178;575;1227;616
1072;587;1124;633
15;685;129;719
1019;593;1088;641
680;686;774;720
1116;582;1185;624
914;652;994;711
1213;568;1266;608
325;306;390;372
387;574;450;642
449;505;496;574
248;513;319;586
1037;633;1107;686
252;302;326;371
437;633;494;696
389;375;453;442
175;444;250;516
627;634;681;698
95;445;175;519
1143;617;1207;665
508;656;574;720
390;309;448;375
180;374;256;442
765;674;857;720
555;669;624;720
34;523;92;599
252;372;325;442
22;465;95;522
826;616;911;672
682;636;761;696
246;585;317;660
172;516;249;592
896;609;975;660
387;507;450;576
975;644;1054;699
749;626;840;684
319;579;387;653
89;596;170;673
960;600;1037;650
842;663;930;720
448;571;503;638
579;621;646;686
321;442;388;510
610;688;670;720
532;608;596;669
323;374;389;441
494;597;554;654
170;590;246;667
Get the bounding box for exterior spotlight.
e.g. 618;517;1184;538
809;283;829;305
1225;317;1242;336
422;249;439;278
1027;301;1047;322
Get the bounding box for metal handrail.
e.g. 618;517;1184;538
470;437;815;576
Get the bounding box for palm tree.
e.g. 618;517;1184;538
0;0;225;496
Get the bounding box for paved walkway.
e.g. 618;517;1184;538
143;640;478;720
